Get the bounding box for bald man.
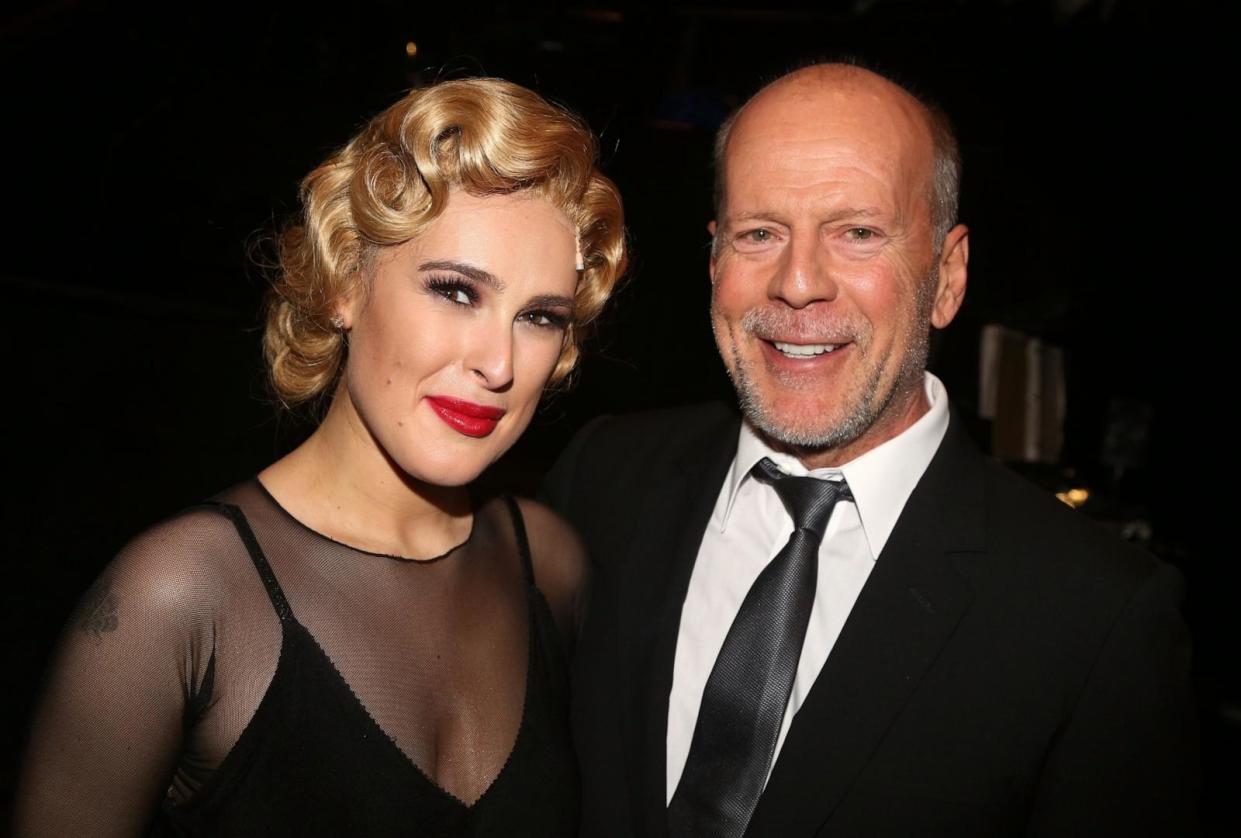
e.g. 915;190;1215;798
546;65;1197;837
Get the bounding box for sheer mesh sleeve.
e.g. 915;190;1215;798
12;509;228;837
515;498;590;654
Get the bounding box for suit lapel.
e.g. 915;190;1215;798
619;410;740;838
746;416;987;836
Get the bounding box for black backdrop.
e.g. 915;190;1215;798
2;0;1232;830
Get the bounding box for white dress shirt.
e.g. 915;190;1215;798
666;373;951;802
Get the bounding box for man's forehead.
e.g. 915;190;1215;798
751;64;928;119
721;73;935;207
734;81;930;157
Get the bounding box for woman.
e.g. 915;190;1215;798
14;77;625;836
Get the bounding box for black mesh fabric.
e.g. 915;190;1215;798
14;481;586;837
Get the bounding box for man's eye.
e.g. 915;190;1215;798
847;228;875;241
731;228;781;252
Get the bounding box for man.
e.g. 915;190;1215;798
545;64;1197;837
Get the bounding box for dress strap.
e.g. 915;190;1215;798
503;496;536;586
206;501;294;623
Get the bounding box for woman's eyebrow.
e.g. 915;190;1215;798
527;293;575;309
418;260;505;291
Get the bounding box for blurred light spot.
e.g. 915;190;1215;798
405;41;418;58
1055;488;1090;508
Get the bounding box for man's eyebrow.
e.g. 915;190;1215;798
418;260;505;291
728;211;786;224
824;207;885;222
727;207;885;224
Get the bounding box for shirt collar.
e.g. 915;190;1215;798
720;372;951;559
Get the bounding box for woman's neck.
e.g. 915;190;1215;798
259;387;473;561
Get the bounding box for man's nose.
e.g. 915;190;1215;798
467;323;515;391
768;234;838;309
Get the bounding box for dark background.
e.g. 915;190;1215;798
2;0;1232;831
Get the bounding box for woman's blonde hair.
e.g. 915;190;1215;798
264;77;627;407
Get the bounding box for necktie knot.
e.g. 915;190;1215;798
752;457;853;539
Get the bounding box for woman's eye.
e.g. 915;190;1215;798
426;277;478;306
522;310;569;330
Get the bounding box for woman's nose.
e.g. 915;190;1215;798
466;324;515;390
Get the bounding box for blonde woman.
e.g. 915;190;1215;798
15;77;625;837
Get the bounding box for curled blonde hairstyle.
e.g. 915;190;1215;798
265;77;627;407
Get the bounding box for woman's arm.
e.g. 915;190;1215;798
13;515;218;837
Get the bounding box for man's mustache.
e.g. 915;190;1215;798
740;306;868;344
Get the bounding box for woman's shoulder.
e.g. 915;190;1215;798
101;498;254;625
120;498;247;563
508;497;588;635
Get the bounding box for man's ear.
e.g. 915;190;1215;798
931;224;969;329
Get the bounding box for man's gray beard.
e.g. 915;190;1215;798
731;350;892;451
720;273;936;456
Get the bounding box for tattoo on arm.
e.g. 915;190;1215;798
77;575;119;638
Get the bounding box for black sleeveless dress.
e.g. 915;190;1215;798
18;481;580;834
149;491;576;836
16;480;580;837
133;489;578;834
151;487;578;836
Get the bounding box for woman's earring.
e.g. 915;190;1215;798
330;313;345;330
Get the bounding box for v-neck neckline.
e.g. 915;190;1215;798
288;606;536;811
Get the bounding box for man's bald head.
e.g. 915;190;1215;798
712;63;961;250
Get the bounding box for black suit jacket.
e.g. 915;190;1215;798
544;403;1199;837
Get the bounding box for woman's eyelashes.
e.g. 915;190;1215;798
425;274;570;331
425;275;479;306
519;308;570;330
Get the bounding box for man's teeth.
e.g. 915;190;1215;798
773;341;839;357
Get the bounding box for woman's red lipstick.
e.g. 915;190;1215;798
425;396;506;438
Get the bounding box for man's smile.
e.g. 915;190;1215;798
771;341;842;357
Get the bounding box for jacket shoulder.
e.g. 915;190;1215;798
981;457;1159;581
574;402;737;466
542;402;737;539
959;454;1180;652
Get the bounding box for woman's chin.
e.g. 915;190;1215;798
391;449;497;490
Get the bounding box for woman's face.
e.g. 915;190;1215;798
337;190;578;487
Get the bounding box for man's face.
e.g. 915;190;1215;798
710;73;966;466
